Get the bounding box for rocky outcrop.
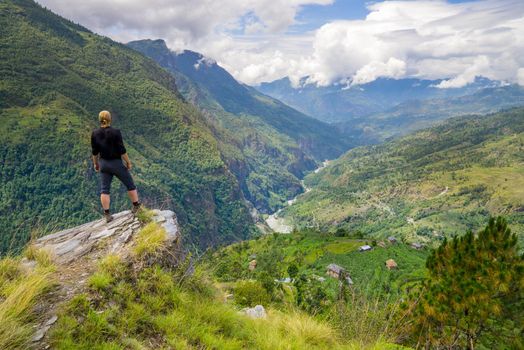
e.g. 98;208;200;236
28;209;180;349
33;209;179;264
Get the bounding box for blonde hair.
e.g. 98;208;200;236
99;110;112;127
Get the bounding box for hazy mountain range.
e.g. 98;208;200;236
258;76;524;142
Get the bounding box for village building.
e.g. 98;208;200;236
385;259;398;270
359;245;373;252
387;236;397;244
326;263;353;285
248;259;257;271
411;242;424;250
274;277;292;283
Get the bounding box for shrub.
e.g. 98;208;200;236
404;217;524;349
233;280;271;307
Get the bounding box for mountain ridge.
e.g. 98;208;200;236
257;76;505;121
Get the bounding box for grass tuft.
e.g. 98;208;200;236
0;256;54;350
88;271;114;291
132;222;167;259
134;207;154;224
24;245;54;268
98;254;125;279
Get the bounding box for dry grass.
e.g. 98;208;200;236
0;256;54;350
24;245;54;268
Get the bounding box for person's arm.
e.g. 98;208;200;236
91;132;100;172
121;153;132;170
92;155;100;172
117;130;131;170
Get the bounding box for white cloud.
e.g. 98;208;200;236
351;58;407;86
518;68;524;86
435;56;490;88
36;0;524;87
298;0;524;87
37;0;332;42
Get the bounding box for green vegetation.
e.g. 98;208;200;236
0;223;408;349
204;229;428;346
5;214;519;349
132;222;167;259
404;217;524;349
127;39;350;213
0;250;55;350
0;0;254;253
205;218;523;349
283;108;524;245
48;226;356;350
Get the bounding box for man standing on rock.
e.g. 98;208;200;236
91;110;141;223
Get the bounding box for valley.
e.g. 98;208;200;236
0;0;523;349
280;108;524;246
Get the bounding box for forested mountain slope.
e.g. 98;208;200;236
282;108;524;245
127;39;351;212
0;0;253;252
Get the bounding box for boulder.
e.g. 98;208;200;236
242;305;267;319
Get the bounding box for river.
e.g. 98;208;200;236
265;160;330;233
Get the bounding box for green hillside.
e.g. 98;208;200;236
208;230;428;298
281;108;524;245
0;211;410;350
127;39;350;213
204;215;522;349
0;0;253;252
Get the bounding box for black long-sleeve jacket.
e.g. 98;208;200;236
91;127;127;160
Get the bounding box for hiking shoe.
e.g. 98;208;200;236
104;212;114;223
131;202;142;215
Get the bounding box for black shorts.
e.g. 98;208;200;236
99;158;136;195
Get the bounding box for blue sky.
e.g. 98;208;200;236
291;0;480;33
37;0;524;86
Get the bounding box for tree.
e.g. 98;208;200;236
405;217;523;349
287;264;298;279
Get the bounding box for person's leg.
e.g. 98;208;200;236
127;189;139;203
114;161;140;212
101;193;110;210
100;170;114;222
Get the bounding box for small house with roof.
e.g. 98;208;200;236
385;259;398;270
411;242;424;250
359;245;373;252
326;263;353;285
